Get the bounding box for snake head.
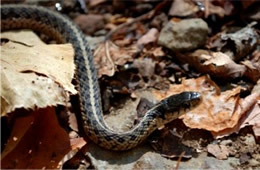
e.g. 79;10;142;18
156;91;201;120
165;91;201;110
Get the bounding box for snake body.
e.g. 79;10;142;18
1;4;201;151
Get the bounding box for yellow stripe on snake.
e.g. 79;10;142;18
1;4;201;151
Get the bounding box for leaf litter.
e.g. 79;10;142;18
1;30;86;169
1;0;260;169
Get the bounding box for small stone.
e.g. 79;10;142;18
158;18;208;52
239;153;250;164
248;159;260;167
243;134;256;146
207;144;230;160
220;139;233;146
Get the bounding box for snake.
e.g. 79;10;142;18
1;4;201;151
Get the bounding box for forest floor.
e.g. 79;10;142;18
1;0;259;169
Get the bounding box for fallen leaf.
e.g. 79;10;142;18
114;38;132;46
221;22;258;61
1;107;86;169
242;50;260;83
1;30;76;115
1;31;76;92
74;14;105;34
209;91;259;138
110;15;132;25
184;50;246;79
137;28;159;46
153;75;259;137
206;30;227;49
240;100;260;137
207;144;230;160
94;40;139;77
142;46;165;59
210;92;260;138
89;0;106;7
151;47;165;57
252;79;260;94
1;110;34;159
204;0;234;18
168;0;199;17
68;112;79;132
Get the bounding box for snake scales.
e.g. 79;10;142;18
1;4;201;151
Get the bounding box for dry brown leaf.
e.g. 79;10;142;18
153;75;259;137
94;40;139;77
207;144;230;160
221;22;258;61
89;0;107;7
69;112;79;132
252;79;260;94
242;50;260;83
1;30;76;115
151;47;165;57
168;0;199;17
184;50;246;79
74;14;105;35
211;93;260;138
1;107;86;169
110;16;133;25
137;28;159;46
240;100;260;137
1;31;45;46
142;47;165;58
204;0;234;18
1;110;35;160
205;1;225;17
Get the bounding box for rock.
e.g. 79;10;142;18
207;144;230;160
158;19;208;52
220;139;233;146
74;14;105;35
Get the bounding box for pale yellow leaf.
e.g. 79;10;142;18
1;30;76;115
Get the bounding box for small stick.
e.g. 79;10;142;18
175;151;185;170
105;41;115;73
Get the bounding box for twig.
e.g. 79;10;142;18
105;41;115;74
175;151;185;170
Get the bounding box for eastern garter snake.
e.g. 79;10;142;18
1;4;201;151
